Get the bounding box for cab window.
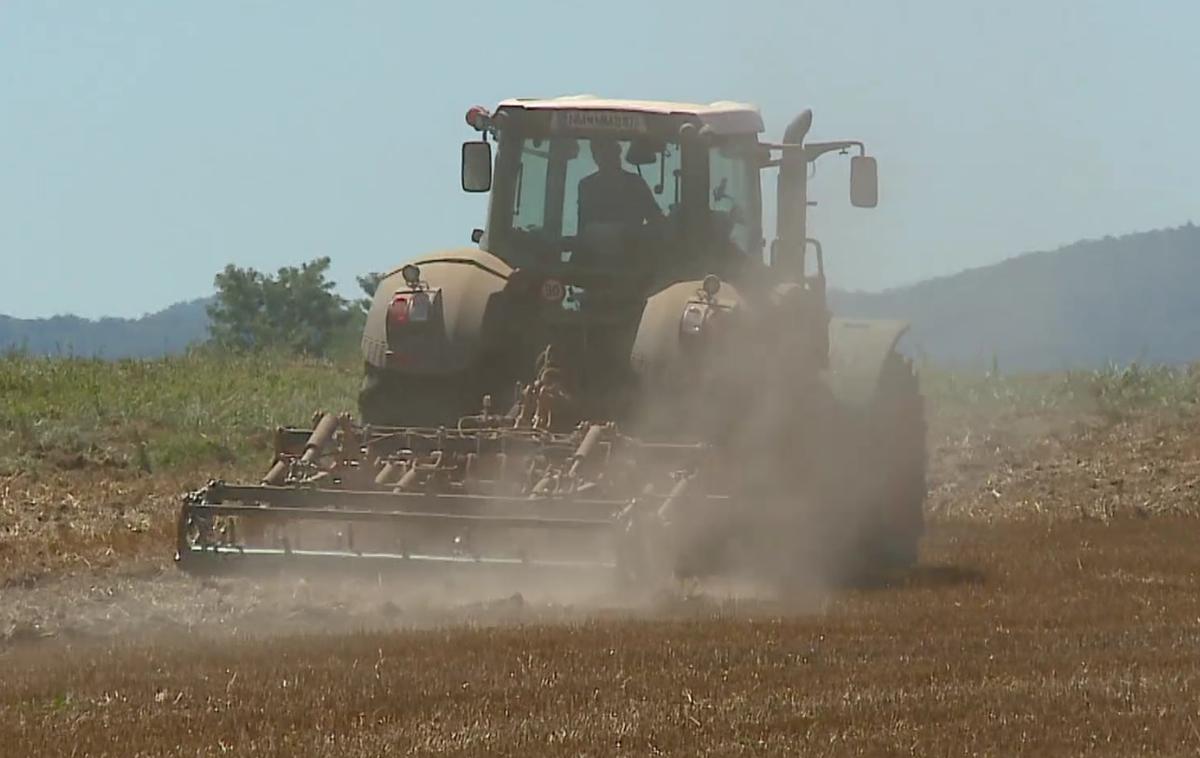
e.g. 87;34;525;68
512;141;549;232
507;136;680;238
708;143;761;257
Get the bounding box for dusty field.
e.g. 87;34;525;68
3;368;1200;755
3;518;1200;756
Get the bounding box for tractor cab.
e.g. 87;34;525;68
461;97;770;292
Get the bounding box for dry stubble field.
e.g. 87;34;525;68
2;356;1200;756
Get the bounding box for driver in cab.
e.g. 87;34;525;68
577;138;662;234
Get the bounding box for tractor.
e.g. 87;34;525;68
176;96;924;587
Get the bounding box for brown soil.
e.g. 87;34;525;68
2;407;1199;755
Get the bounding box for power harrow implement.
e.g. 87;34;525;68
177;408;716;583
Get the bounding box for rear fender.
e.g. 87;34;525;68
630;280;746;386
362;248;513;373
826;318;910;408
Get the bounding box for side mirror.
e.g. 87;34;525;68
461;141;492;193
850;155;878;208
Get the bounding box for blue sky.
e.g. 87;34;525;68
2;1;1197;319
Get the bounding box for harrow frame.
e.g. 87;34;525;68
175;413;714;582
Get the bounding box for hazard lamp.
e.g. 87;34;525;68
465;106;492;132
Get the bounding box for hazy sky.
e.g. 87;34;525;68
2;1;1197;319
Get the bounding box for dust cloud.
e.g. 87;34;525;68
1;560;833;651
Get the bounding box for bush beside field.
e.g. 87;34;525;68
3;349;1199;477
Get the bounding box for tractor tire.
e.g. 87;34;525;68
859;350;926;572
697;350;926;589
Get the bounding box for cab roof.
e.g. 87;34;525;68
496;95;764;135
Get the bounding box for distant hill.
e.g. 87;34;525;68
0;299;211;358
832;224;1200;371
4;224;1199;368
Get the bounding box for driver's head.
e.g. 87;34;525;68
588;138;623;173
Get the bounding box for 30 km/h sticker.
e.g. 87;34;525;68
540;279;565;302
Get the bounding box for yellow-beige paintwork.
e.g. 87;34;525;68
827;318;910;408
629;279;746;387
361;247;512;373
366;249;909;409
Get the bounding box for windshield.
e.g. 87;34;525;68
503;136;680;262
491;132;762;274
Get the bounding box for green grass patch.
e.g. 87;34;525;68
0;346;359;474
4;346;1198;476
921;361;1200;421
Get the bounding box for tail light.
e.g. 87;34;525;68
386;291;431;333
387;294;412;330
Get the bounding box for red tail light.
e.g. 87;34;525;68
386;292;431;336
387;294;411;331
385;292;430;367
